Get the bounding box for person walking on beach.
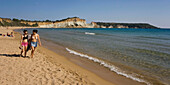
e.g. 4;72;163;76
20;30;29;57
30;30;41;58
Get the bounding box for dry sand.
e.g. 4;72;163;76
0;28;113;85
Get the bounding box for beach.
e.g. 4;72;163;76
21;28;169;85
0;27;114;85
1;0;170;84
1;27;168;85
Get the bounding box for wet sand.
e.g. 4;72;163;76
0;27;113;85
41;38;146;85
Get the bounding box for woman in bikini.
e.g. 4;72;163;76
20;30;29;57
30;30;41;58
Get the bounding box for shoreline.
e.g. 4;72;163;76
12;27;167;85
0;27;113;85
40;36;147;85
36;41;114;85
14;27;149;85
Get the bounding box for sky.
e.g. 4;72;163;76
0;0;170;28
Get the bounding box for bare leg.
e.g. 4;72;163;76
24;46;28;57
31;46;34;58
31;46;36;58
20;46;24;57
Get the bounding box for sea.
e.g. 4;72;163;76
16;28;170;85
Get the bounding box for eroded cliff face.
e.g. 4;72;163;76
0;18;13;23
20;21;53;26
39;17;88;28
0;17;36;27
0;17;91;28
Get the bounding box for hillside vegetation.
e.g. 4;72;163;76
95;22;158;28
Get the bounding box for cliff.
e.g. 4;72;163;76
0;17;38;27
0;17;88;28
39;17;88;28
0;17;159;29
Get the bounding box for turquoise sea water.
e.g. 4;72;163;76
16;28;170;85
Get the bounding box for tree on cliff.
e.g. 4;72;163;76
12;18;20;22
45;20;51;22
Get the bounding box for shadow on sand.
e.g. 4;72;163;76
0;54;29;58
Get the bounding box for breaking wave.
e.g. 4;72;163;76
66;48;151;85
85;32;95;35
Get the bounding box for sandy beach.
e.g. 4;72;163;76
0;27;113;85
1;0;169;84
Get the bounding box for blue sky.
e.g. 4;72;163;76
0;0;170;28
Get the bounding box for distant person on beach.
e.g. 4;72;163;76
6;32;14;37
7;32;10;37
10;32;14;37
20;30;29;57
0;34;5;36
30;30;41;58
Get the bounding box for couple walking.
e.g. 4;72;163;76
20;29;41;58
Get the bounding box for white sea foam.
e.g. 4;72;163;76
85;32;95;35
66;48;151;85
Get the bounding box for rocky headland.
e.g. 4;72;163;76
0;17;159;28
